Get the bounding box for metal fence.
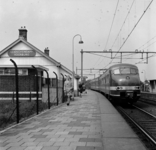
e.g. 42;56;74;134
0;71;66;130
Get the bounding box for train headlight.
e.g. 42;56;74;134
135;86;140;90
116;87;120;90
116;86;122;90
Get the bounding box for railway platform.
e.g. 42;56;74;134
0;90;147;150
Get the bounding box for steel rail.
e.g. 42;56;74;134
139;97;156;106
133;105;156;119
118;106;156;146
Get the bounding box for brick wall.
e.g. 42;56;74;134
0;75;42;99
0;75;37;91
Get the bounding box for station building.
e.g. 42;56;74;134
0;27;78;101
147;56;156;93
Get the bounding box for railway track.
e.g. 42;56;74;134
117;104;156;149
139;97;156;106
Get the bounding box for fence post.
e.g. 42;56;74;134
10;59;19;123
53;72;58;106
29;91;32;102
32;65;39;115
12;91;14;103
61;73;65;103
44;70;50;109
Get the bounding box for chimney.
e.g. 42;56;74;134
44;47;49;56
19;26;27;41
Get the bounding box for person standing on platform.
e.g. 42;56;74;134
78;82;83;97
64;76;73;106
82;83;87;94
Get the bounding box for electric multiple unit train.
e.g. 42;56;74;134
87;63;141;103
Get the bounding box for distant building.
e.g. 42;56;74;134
0;27;76;100
146;55;156;93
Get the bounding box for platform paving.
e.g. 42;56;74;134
0;91;104;150
98;93;147;150
0;90;148;150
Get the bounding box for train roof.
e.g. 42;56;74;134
108;63;138;70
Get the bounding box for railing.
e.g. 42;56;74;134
0;77;66;131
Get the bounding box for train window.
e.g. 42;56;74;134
131;68;138;74
120;68;130;74
113;67;138;75
113;69;120;74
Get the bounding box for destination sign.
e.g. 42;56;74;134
8;50;36;57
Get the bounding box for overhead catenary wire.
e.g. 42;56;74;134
89;52;137;59
129;36;156;59
137;35;156;50
89;53;111;58
140;40;156;51
105;0;154;67
127;35;156;61
91;0;154;77
112;0;153;60
104;0;120;51
110;0;136;50
92;0;120;68
135;53;156;64
115;38;156;63
135;40;156;64
89;52;134;71
91;50;143;73
95;0;135;68
94;0;154;74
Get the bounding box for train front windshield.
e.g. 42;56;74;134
113;67;138;75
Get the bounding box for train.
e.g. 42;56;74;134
86;63;141;104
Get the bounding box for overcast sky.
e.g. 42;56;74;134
0;0;155;81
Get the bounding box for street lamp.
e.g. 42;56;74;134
72;34;83;97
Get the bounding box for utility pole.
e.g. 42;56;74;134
81;49;83;82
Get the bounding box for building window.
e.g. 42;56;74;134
38;71;42;76
10;69;15;75
0;69;28;75
22;69;27;75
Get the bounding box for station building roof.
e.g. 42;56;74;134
0;27;72;77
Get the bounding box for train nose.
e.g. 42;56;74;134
126;76;130;80
118;76;139;86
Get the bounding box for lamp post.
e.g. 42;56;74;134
72;34;83;97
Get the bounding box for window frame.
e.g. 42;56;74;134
0;69;28;75
112;67;138;75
